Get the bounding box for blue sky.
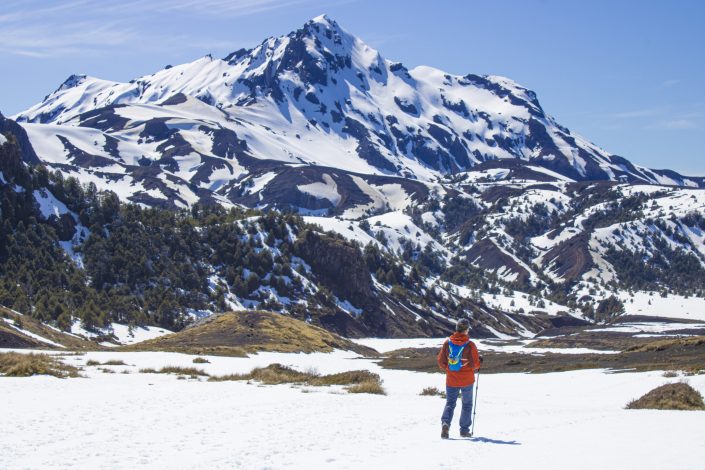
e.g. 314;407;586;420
1;0;703;174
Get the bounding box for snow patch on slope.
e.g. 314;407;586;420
298;173;341;206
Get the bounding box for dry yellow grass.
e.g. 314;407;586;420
123;311;377;356
0;352;81;378
86;359;127;366
626;336;705;353
420;386;445;397
139;366;208;377
208;363;385;394
627;383;705;411
346;380;386;395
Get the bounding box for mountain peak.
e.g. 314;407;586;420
56;74;88;92
309;13;336;26
305;13;345;35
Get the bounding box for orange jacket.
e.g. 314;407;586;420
437;332;481;388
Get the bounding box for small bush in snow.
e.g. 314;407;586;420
346;379;386;395
420;386;446;398
103;360;127;366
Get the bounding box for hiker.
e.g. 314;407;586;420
437;318;481;439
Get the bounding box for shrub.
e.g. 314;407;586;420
103;360;127;366
248;364;311;384
627;383;705;411
140;366;208;377
0;352;80;378
662;371;679;378
208;373;249;382
310;370;379;386
420;386;446;398
347;379;386;395
192;357;210;364
87;359;126;366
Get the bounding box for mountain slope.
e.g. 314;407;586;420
13;15;703;214
2;16;704;339
124;310;377;355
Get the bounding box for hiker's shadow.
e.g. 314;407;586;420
470;436;521;445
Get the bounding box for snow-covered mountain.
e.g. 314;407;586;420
3;15;705;339
12;15;703;211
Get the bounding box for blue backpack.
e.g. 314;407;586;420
447;340;470;371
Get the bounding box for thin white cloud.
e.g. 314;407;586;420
659;79;681;88
0;21;137;57
0;0;324;57
646;119;698;130
607;109;658;119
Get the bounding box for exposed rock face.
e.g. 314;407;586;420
542;233;593;282
466;239;531;286
0;112;40;165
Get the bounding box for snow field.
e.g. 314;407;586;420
2;345;704;469
617;291;705;322
70;321;172;345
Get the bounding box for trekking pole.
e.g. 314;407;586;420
470;370;480;437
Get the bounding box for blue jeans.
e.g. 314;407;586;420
441;384;474;433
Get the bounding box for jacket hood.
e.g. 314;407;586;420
449;332;470;345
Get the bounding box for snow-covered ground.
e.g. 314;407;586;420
618;291;705;322
590;322;705;335
70;320;172;345
353;337;617;355
2;345;704;469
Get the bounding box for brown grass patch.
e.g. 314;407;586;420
103;360;127;366
139;366;208;377
626;336;705;353
192;357;210;364
346;380;386;395
420;386;446;398
123;311;376;356
87;359;127;366
208;363;385;394
627;383;705;411
0;352;80;378
309;370;379;386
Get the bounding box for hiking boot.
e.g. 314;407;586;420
441;424;449;439
460;430;472;438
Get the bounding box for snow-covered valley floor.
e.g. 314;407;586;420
2;345;704;470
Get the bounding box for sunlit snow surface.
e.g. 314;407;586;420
2;342;704;469
70;320;172;345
